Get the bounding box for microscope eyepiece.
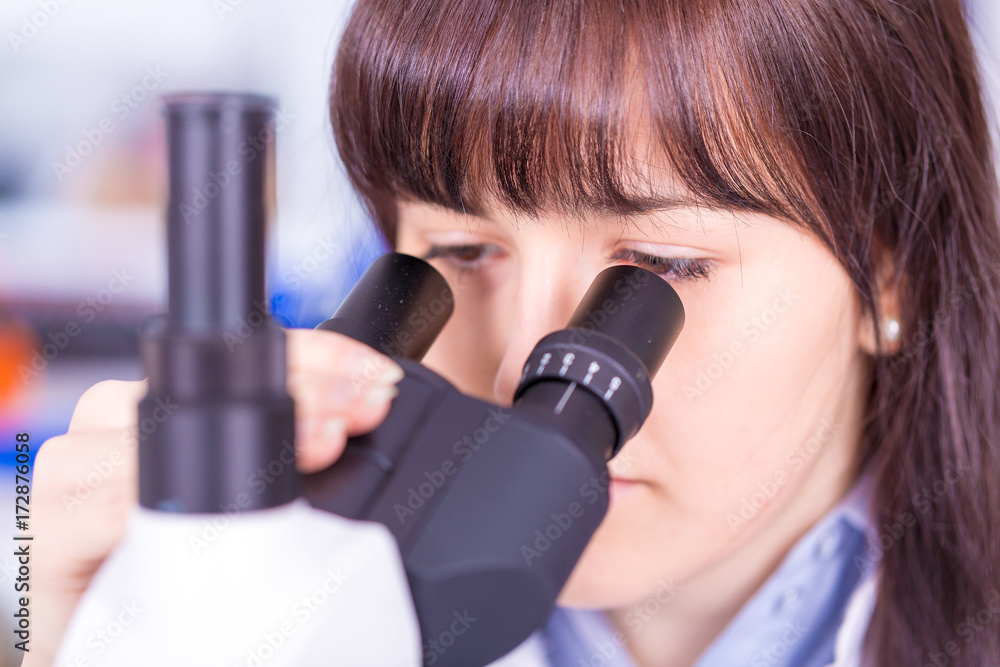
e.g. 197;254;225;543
314;252;454;361
513;266;685;458
163;92;275;332
139;92;297;514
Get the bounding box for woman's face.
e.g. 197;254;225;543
394;193;872;608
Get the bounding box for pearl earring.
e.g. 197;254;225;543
882;317;901;344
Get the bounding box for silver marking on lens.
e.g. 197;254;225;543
604;376;622;400
537;352;551;375
559;352;575;376
554;382;577;415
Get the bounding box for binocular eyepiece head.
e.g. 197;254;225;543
317;252;684;458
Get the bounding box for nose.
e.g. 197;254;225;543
491;251;590;405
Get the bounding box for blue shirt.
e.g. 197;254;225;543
489;471;877;667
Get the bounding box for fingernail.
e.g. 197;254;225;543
321;416;348;442
362;384;399;405
350;352;403;385
372;362;404;385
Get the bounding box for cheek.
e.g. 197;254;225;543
636;250;861;526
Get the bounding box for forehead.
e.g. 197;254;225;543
396;194;761;242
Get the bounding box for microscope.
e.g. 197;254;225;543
52;93;684;667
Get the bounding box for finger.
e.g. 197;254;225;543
286;328;404;386
67;380;148;433
291;375;398;475
35;430;138;498
34;430;138;574
288;369;400;432
294;415;349;474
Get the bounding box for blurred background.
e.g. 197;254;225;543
0;1;998;665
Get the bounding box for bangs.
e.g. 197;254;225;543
330;0;829;238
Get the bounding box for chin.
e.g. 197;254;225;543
556;488;696;609
555;532;658;609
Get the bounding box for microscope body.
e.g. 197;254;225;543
304;359;610;665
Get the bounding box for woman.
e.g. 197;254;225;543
32;0;1000;665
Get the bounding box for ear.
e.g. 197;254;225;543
858;251;903;356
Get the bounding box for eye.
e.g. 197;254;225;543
419;244;712;282
419;243;504;271
611;248;713;282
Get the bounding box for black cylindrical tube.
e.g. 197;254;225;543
513;380;617;463
315;253;454;361
164;92;273;332
565;266;684;378
139;93;297;513
514;265;685;458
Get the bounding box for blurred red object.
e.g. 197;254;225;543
0;313;39;408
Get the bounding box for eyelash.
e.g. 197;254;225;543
420;244;713;282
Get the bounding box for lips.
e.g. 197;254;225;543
608;477;644;504
610;475;641;484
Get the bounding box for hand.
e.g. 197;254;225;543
26;328;404;667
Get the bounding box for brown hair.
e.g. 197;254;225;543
328;0;1000;663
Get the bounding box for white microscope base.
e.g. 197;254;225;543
53;498;422;667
